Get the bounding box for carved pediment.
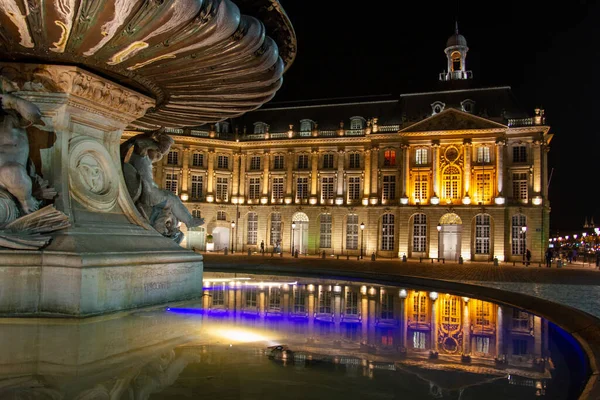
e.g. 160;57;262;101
400;108;507;133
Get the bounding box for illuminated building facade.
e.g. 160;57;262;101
124;26;552;262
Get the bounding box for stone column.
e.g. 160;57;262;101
181;147;190;198
361;289;369;341
238;154;246;200
431;296;438;352
402;145;410;198
286;151;294;203
207;151;215;196
462;299;470;355
308;284;316;339
400;293;408;349
496;306;504;357
336;150;344;203
370;147;379;204
202;284;212;310
232;154;240;200
310;150;318;202
262;152;270;202
363;150;371;204
463;141;472;196
534;315;542;357
333;285;343;336
543;146;550;198
533;140;542;195
432;142;440;197
0;63;203;316
495;140;505;196
367;287;377;345
283;285;290;321
259;287;266;319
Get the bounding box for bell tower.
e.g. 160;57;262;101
439;22;473;81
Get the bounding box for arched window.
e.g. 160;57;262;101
415;148;428;165
270;213;282;246
441;295;460;325
461;99;475;113
384;149;396;166
442;165;461;201
346;214;359;250
320;214;332;248
253;122;268;134
431;101;445;115
381;213;395;251
413;213;427;252
475;214;491;254
451;51;462;71
350;117;364;130
247;212;258;245
511;214;527;256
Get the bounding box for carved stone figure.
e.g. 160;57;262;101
120;128;203;242
0;76;70;249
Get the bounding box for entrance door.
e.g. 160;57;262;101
441;225;461;261
187;227;205;250
212;226;231;252
292;221;309;254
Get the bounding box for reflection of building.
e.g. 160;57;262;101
124;25;551;262
201;278;551;375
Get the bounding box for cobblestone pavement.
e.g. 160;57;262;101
202;252;600;319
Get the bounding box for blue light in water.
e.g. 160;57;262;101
166;307;205;315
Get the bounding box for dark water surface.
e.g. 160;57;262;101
0;272;589;399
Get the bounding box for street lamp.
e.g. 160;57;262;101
437;223;442;259
292;221;296;256
521;226;527;264
230;221;235;254
360;222;365;259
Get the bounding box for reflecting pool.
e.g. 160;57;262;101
0;272;589;399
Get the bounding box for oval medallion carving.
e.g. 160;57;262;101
69;138;118;212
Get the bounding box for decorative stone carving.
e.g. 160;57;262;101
69;137;119;212
0;75;69;249
120;128;203;243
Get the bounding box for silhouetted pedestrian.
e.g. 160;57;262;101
526;249;531;266
260;240;265;254
545;247;553;268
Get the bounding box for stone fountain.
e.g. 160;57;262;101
0;0;296;316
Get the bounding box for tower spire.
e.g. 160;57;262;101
455;20;459;34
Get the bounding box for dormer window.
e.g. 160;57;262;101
215;121;230;133
253;122;268;134
300;119;314;132
350;117;365;130
431;101;445;115
461;99;475;113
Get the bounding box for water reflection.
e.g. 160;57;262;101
0;272;587;399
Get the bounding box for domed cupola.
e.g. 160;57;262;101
439;22;473;81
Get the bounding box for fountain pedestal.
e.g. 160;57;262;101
0;63;203;317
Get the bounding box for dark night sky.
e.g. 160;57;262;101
271;1;600;234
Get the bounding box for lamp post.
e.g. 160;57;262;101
292;221;296;256
230;221;235;254
437;223;442;259
360;222;365;259
521;226;527;264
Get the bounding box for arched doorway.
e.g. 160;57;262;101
439;213;462;261
291;212;309;255
212;226;230;252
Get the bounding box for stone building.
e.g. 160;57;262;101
124;26;552;263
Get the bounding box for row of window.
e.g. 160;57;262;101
253;117;367;134
162;145;530;169
166;170;531;203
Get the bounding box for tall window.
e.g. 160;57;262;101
346;214;359;250
384;150;396;166
191;175;203;199
297;154;309;169
381;293;394;319
441;296;460;325
415;148;428;165
348;177;361;201
413;213;427;252
250;156;261;171
513;145;527;163
320;214;332;248
248;177;261;200
412;292;428;323
323;154;334;169
476;146;491;163
216;177;228;202
512;339;528;356
511;214;527;255
349;153;360;168
272;177;284;202
442;166;461;200
167;151;178;165
381;213;395;251
345;290;359;315
192;153;204;167
245;287;257;308
296;177;308;200
512;309;531;331
217;211;227;221
293;286;306;313
165;173;178;194
318;287;332;314
475;301;492;327
321;177;335;202
274;155;285;170
475;214;491;254
475;337;490;354
413;331;427;349
270;213;282;246
475;172;492;203
217;155;229;169
512;172;528;201
192;209;201;218
247;212;258;245
268;287;281;311
414;173;428;202
212;283;225;306
382;175;396;200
